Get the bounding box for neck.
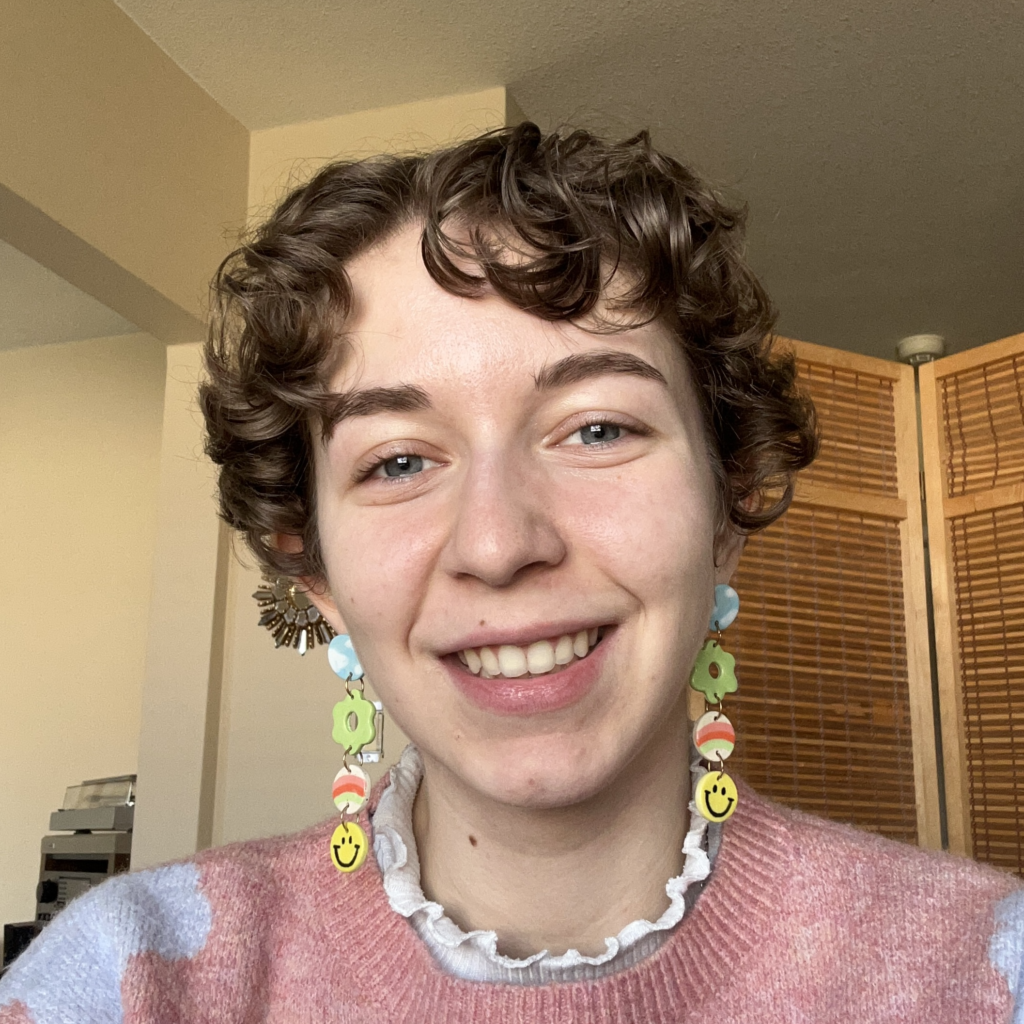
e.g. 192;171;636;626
412;709;692;959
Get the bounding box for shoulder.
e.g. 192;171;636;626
990;889;1024;1021
0;860;211;1022
0;817;379;1024
186;813;382;922
766;794;1021;909
736;786;1024;1013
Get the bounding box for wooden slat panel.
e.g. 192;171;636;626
944;482;1024;519
720;342;938;848
775;339;901;499
779;337;905;380
794;482;906;520
929;332;1024;378
923;331;1024;875
940;351;1024;498
728;505;919;844
949;503;1024;874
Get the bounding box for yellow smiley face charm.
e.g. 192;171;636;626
330;821;368;873
694;771;738;823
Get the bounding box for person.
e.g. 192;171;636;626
2;123;1021;1023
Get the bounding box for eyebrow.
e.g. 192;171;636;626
533;351;668;391
321;350;667;440
321;385;431;440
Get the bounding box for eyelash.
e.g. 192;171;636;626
354;416;647;483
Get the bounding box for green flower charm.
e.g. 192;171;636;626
332;691;378;756
689;640;738;704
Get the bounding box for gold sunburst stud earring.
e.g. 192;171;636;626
252;575;336;655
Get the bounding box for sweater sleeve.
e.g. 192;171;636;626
990;890;1024;1024
0;863;212;1024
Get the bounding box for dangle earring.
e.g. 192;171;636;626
326;634;384;874
689;584;740;823
252;575;336;654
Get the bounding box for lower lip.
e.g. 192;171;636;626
444;631;614;716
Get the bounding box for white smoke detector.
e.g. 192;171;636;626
896;334;946;365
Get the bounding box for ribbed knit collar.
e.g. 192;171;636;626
320;775;794;1019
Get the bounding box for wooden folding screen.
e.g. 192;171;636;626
919;332;1024;872
724;338;942;849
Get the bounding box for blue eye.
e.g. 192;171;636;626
579;423;622;444
383;454;424;477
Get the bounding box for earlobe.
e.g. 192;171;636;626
300;578;348;637
713;528;746;584
273;532;349;636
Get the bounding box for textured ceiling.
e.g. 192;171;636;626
114;0;1024;359
0;241;138;352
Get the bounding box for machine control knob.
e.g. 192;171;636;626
36;879;59;904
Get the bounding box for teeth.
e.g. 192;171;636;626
457;629;603;679
526;640;556;674
497;645;529;677
573;631;588;658
480;646;500;675
555;635;574;664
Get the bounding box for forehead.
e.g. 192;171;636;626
335;224;693;395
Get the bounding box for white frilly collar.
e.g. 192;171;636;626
371;745;717;984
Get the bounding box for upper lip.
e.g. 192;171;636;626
439;620;612;656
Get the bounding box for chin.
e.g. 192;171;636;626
455;732;626;810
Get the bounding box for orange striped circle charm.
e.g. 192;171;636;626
693;711;735;762
332;765;370;814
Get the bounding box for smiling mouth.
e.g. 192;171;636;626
333;843;361;868
453;627;608;680
703;795;734;819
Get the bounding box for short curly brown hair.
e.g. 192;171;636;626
201;123;817;582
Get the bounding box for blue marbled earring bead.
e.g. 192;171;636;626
709;584;740;632
327;634;364;682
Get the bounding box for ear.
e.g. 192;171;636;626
713;526;746;585
274;533;349;636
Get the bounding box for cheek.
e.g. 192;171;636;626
318;500;443;628
554;454;717;593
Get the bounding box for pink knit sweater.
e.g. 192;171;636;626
2;782;1022;1023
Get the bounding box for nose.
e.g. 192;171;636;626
443;450;567;588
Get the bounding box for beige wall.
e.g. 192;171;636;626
0;0;248;879
0;333;165;926
131;343;228;870
1;0;249;343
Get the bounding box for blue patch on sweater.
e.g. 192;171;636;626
0;862;212;1023
990;890;1024;1024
